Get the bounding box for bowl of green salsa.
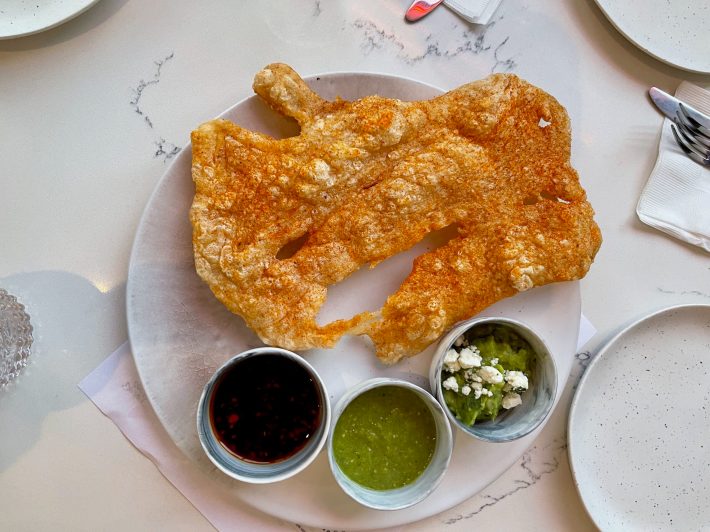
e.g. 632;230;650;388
327;378;453;510
429;317;557;443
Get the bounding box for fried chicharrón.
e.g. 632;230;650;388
190;63;601;364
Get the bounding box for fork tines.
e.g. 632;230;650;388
672;104;710;167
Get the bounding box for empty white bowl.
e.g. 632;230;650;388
429;317;557;443
327;378;453;510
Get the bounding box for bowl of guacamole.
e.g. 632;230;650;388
429;317;557;443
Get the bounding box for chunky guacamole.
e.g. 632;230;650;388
441;324;532;425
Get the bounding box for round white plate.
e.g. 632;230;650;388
126;72;581;529
569;304;710;531
0;0;100;40
593;0;710;74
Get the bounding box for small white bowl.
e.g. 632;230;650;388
197;347;330;484
327;378;453;511
429;317;557;443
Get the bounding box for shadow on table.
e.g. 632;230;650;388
0;0;129;52
0;270;126;472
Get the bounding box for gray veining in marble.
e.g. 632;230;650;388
129;51;181;162
657;287;710;299
574;350;593;370
491;36;517;72
444;437;567;524
129;52;174;129
351;16;516;73
154;138;181;162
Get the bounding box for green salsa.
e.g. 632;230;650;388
332;386;437;490
441;324;533;425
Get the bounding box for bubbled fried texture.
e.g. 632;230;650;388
190;63;601;364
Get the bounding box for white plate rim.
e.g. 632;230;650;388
0;0;101;40
592;0;710;74
126;69;582;529
567;302;710;529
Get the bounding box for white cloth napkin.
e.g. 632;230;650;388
636;82;710;252
444;0;503;25
78;315;596;530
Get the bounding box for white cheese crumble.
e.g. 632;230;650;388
453;335;465;347
504;370;529;390
443;348;461;372
478;366;504;384
443;376;459;392
458;346;482;369
443;348;459;364
461;385;471;396
470;381;483;399
490;358;499;365
502;392;522;409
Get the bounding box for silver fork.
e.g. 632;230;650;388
671;104;710;167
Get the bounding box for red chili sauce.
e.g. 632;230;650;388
209;354;322;463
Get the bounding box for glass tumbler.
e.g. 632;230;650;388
0;288;33;387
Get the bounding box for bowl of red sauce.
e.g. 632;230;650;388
197;347;330;483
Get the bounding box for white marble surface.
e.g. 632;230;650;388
1;0;709;530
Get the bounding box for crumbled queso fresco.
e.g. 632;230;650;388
442;334;529;409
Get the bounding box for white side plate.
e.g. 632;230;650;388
569;304;710;530
593;0;710;74
126;72;581;529
0;0;100;40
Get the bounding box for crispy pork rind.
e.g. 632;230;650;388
190;63;601;364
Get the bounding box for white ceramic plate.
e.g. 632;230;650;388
569;304;710;531
593;0;710;74
0;0;100;40
126;72;581;529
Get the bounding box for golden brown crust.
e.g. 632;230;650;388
190;63;601;364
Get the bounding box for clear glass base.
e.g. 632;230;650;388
0;288;33;387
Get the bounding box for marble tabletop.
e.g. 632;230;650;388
1;0;709;530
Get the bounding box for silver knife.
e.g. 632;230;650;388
649;87;710;130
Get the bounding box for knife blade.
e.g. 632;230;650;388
405;0;445;22
649;87;710;130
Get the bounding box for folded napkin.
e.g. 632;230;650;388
444;0;502;25
637;82;710;252
77;315;595;531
